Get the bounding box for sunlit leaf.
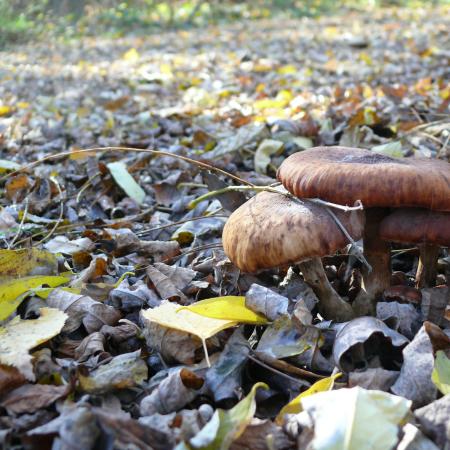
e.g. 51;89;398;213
0;275;70;321
302;387;411;450
107;161;146;205
0;307;67;380
178;382;268;450
432;350;450;395
275;373;341;424
180;296;268;325
141;302;237;365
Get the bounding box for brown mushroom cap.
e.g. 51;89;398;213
379;208;450;246
277;146;450;211
222;190;364;272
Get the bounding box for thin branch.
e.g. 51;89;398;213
8;198;29;249
34;176;65;246
1;146;254;187
323;205;372;272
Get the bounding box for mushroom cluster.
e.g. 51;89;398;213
222;146;450;322
277;146;450;315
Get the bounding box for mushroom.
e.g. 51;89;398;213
379;208;450;288
277;146;450;315
222;190;365;321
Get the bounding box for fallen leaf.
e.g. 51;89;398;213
0;274;70;321
302;387;411;450
1;383;70;415
391;325;437;408
254;139;284;174
0;307;67;380
431;350;450;395
141;301;237;365
107;161;146;205
0;248;58;278
179;382;268;450
275;373;341;424
79;350;147;394
181;296;268;325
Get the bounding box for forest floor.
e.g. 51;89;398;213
0;5;449;450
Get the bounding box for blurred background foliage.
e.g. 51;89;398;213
0;0;447;47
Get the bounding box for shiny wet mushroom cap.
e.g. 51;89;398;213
277;146;450;211
222;190;364;321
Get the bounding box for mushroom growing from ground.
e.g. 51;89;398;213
277;146;450;316
379;208;450;288
222;190;364;321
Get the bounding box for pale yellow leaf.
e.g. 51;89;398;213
142;301;237;341
0;307;67;380
142;302;237;365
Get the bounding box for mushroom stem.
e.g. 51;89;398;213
298;257;354;322
353;208;391;316
416;244;440;288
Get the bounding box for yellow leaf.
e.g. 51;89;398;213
180;296;268;325
277;64;297;75
0;275;70;321
0;307;67;380
0;105;12;116
275;373;342;424
123;48;140;62
0;248;58;279
141;302;237;365
17;102;30;109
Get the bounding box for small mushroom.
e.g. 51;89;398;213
222;190;365;321
379;208;450;288
277;146;450;315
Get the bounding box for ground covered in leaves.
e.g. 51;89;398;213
0;5;449;450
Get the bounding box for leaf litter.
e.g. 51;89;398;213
0;3;449;450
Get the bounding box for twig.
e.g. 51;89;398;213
1;146;254;187
8;199;29;249
137;210;226;237
34;176;64;246
247;353;310;386
323;205;373;272
188;185;365;212
76;173;101;204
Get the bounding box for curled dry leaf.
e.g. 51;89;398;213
391;325;437;408
46;288;121;333
333;316;409;373
1;383;71;415
0;307;67;380
376;301;421;339
140;368;205;416
348;368;399;392
414;395;450;449
245;284;289;321
44;236;95;255
206;329;250;404
78;350;147;394
0;365;26;397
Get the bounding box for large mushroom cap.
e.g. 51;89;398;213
222;190;364;273
277;146;450;211
379;209;450;246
